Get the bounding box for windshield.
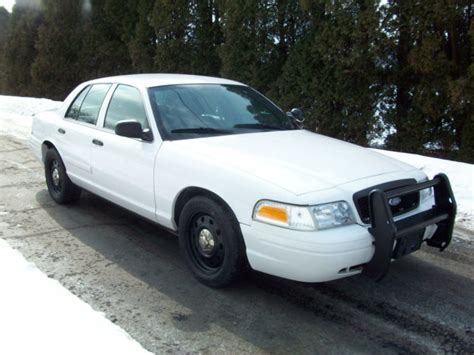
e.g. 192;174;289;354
148;84;295;139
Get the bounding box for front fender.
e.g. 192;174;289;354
153;141;298;230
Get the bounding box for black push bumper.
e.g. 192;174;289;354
363;173;457;280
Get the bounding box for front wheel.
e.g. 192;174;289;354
44;148;81;204
178;196;247;287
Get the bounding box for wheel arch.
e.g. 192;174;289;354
41;140;57;163
173;186;239;228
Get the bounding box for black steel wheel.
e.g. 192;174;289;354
44;148;81;204
49;159;62;194
189;213;225;273
179;196;247;287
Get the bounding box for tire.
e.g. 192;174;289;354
178;196;247;288
44;148;81;204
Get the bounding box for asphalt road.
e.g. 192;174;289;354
1;134;473;354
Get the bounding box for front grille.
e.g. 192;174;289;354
353;179;420;224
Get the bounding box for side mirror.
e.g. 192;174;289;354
115;120;152;141
287;108;305;128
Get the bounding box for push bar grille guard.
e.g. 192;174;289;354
362;173;457;281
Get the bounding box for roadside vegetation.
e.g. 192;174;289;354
0;0;472;162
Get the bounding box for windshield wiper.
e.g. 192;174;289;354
170;127;233;134
233;123;287;130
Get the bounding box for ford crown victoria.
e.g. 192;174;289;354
29;74;457;287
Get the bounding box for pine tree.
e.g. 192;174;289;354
128;0;156;73
191;0;222;76
383;0;473;158
0;7;10;93
31;0;83;99
0;0;470;162
0;7;8;38
218;0;259;86
273;0;381;146
80;0;136;80
459;18;474;162
263;0;308;93
152;0;193;73
2;0;42;96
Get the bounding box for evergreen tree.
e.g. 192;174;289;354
0;7;10;93
0;7;8;38
263;0;308;93
383;0;473;159
128;0;156;73
0;0;471;162
459;18;474;162
152;0;193;73
80;0;136;80
31;0;83;99
191;0;222;76
2;0;42;96
219;0;259;86
273;0;381;146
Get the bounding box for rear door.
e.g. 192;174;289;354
89;84;160;220
57;83;111;186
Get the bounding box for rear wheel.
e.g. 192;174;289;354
44;148;81;204
178;196;247;287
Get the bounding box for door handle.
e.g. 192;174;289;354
58;128;66;134
92;139;104;146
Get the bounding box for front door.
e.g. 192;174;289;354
89;84;159;221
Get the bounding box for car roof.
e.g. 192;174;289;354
88;74;245;88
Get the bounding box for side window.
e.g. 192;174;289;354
66;84;111;124
104;85;149;131
65;86;90;120
76;84;111;125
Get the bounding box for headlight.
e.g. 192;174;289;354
311;201;354;230
419;178;434;201
420;187;433;201
253;200;355;231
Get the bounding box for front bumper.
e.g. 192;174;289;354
362;173;457;280
240;222;375;282
240;174;455;283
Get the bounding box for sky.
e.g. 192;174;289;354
0;0;14;12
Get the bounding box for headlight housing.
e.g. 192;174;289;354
311;201;355;230
253;200;354;231
419;177;434;201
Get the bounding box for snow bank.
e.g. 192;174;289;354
0;239;150;355
0;95;61;139
0;95;472;231
374;149;473;231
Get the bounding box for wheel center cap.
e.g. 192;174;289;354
198;228;215;254
52;168;60;186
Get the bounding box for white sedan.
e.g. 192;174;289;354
29;74;457;287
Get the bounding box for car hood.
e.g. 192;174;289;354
170;130;418;195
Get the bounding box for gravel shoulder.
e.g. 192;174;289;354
1;134;473;354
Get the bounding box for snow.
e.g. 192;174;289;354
0;95;61;139
373;149;473;231
0;239;151;355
